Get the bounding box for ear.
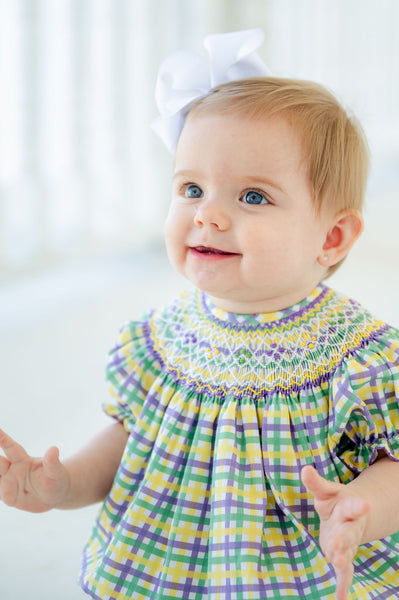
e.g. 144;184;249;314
318;209;364;267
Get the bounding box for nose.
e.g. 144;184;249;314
193;197;231;231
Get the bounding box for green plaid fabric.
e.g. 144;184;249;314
80;285;399;599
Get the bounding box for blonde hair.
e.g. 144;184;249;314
187;77;370;216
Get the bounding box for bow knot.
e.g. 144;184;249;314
152;29;272;153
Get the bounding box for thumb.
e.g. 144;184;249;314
43;446;63;480
301;465;341;502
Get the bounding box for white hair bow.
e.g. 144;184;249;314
151;28;272;153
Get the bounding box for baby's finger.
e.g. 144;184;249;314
327;515;366;563
301;465;341;502
42;446;63;480
0;455;11;476
0;472;18;506
336;495;371;522
0;430;28;463
334;559;354;600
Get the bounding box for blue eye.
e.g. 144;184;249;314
185;184;203;199
241;190;269;205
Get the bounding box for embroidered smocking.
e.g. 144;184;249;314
147;285;387;399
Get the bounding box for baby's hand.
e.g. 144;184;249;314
0;429;69;513
301;465;371;600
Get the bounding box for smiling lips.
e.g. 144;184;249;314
190;245;240;258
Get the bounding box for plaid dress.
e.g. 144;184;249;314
80;285;399;599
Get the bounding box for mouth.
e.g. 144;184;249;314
190;245;240;257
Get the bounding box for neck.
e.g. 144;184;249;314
207;284;324;314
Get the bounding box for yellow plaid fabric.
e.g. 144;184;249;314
80;285;399;599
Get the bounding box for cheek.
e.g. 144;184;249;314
164;202;182;238
243;221;311;271
164;206;188;268
244;224;286;261
164;216;178;260
163;210;174;244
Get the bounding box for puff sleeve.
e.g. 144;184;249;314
328;327;399;482
103;314;159;432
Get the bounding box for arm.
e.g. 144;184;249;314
0;423;128;513
346;454;399;541
302;455;399;600
58;422;129;509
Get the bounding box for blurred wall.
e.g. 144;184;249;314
0;0;398;278
0;2;398;599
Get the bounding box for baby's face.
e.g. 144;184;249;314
165;112;333;313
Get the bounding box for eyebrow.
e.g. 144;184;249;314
173;169;198;181
243;175;287;195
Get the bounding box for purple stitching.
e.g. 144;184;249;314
200;285;331;332
142;318;390;402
